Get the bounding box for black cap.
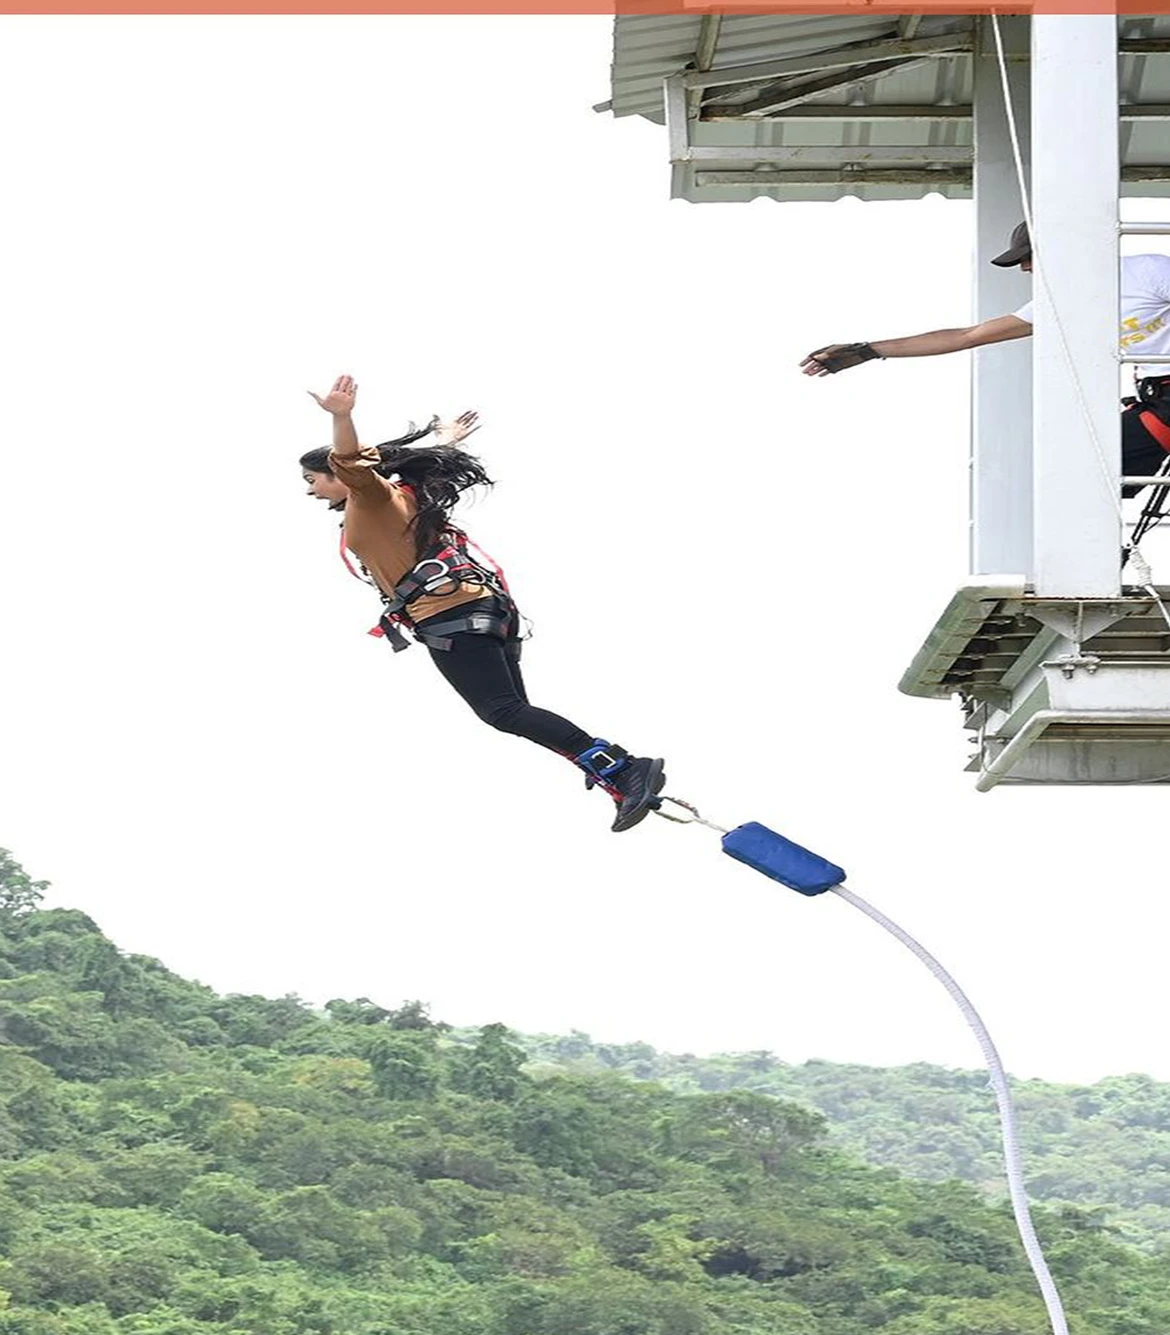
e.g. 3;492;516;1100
991;221;1031;268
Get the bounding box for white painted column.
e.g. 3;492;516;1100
971;15;1033;578
1031;15;1121;598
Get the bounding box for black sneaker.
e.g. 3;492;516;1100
610;757;666;833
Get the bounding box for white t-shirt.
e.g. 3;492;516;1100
1013;253;1170;380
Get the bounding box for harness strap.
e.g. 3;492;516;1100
375;617;414;652
1140;408;1170;453
382;545;487;616
339;530;371;584
337;507;516;653
408;607;512;652
383;529;512;622
1130;378;1170;453
460;533;512;598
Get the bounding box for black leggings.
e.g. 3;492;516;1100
419;610;594;758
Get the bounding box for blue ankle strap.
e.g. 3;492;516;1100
574;740;627;779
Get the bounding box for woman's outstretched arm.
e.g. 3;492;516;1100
309;373;390;499
308;374;361;455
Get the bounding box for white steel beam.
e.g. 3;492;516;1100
687;15;723;119
664;75;688;167
971;15;1032;579
1031;15;1121;597
701;104;973;122
692;170;970;187
699;105;1170;124
704;58;935;118
683;145;973;165
686;168;1170;190
679;32;972;92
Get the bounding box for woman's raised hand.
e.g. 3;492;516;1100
431;410;480;446
308;374;358;415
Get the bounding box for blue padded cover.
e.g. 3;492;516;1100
721;822;845;896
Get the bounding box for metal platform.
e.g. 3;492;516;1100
604;14;1170;788
606;14;1170;203
899;580;1170;788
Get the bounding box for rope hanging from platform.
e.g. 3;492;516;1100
652;796;1071;1335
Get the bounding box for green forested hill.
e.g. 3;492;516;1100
516;1035;1170;1254
1;848;1169;1335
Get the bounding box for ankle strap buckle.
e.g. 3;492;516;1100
578;744;624;778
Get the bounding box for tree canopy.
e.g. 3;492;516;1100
0;848;1167;1334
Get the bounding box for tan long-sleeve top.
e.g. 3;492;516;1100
329;443;491;624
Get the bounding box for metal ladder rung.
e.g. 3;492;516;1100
1125;476;1170;486
1120;222;1170;236
1120;354;1170;364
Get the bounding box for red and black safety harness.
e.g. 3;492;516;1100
338;523;518;653
1125;376;1170;547
1130;375;1170;451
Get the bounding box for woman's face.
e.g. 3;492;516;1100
303;470;348;506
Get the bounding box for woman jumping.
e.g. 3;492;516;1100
300;374;666;832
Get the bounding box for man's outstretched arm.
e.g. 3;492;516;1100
801;314;1032;376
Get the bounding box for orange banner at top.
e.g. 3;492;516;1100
0;0;1164;13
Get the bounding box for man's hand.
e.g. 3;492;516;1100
800;343;883;377
309;374;358;416
431;410;480;446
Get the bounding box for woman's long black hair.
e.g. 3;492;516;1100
300;419;493;559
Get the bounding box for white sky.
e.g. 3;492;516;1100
2;16;1168;1086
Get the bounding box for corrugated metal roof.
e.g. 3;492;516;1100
607;14;1170;203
